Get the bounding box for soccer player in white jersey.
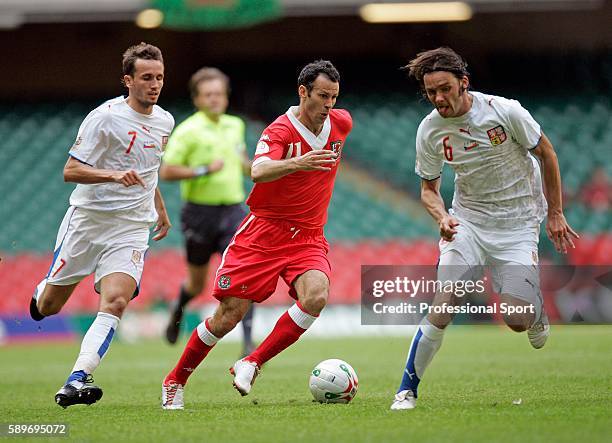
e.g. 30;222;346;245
29;42;175;408
390;47;579;410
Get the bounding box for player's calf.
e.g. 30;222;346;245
32;281;76;319
500;294;536;333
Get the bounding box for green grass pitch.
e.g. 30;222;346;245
0;325;610;442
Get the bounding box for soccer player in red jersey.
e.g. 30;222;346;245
162;60;352;409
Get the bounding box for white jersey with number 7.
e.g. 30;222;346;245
68;96;174;223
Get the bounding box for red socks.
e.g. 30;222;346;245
247;302;318;367
164;319;220;385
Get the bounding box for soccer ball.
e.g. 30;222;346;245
309;359;358;403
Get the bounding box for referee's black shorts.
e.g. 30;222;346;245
180;202;247;266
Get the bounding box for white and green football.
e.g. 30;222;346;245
309;359;359;403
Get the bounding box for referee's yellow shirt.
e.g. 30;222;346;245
163;111;246;205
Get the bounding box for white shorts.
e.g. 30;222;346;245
438;215;541;310
45;206;150;294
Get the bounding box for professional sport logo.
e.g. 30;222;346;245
218;275;231;290
487;125;507;146
330;140;343;156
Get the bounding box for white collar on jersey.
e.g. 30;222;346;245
285;106;331;150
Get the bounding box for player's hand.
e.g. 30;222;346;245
546;212;579;254
152;210;171;241
294;149;338;171
113;170;146;187
208;159;224;173
439;215;459;241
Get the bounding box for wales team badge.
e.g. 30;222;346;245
218;275;231;290
330;140;343;156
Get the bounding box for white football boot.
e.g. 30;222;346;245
162;382;184;410
528;310;550;349
390;390;417;410
230;359;260;396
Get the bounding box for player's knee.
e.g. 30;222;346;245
101;294;129;317
302;287;328;316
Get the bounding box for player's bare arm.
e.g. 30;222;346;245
152;186;171;241
531;132;579;253
63;156;145;187
420;178;459;241
159;159;224;181
251;149;337;183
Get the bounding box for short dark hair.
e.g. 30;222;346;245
189;67;230;98
297;60;340;93
403;47;470;95
122;42;163;78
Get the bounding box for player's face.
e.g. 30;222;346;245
193;78;229;117
423;71;470;118
124;59;164;112
300;74;339;128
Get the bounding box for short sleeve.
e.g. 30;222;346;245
415;122;443;180
334;109;353;132
252;127;287;166
68;109;110;166
506;100;541;149
162;125;192;166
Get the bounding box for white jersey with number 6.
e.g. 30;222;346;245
68;96;174;223
415;91;546;228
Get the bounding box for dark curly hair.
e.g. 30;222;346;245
297;60;340;94
403;47;470;97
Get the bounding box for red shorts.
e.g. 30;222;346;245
211;214;331;303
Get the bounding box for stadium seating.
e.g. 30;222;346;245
0;99;434;252
1;95;610;253
0;95;609;315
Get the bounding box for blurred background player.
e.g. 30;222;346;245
29;43;174;408
159;67;255;355
390;47;579;410
161;60;352;409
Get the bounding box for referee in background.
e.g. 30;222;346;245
160;67;254;355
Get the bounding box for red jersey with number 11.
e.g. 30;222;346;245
246;106;352;229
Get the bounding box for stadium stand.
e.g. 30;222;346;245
0;94;610;316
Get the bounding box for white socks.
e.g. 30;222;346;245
71;312;120;376
287;303;318;330
412;318;445;378
196;320;221;346
397;317;445;396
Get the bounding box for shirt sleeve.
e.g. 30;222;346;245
162;125;191;166
506;100;542;150
415;122;443;180
68;109;110;166
252;127;287;166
